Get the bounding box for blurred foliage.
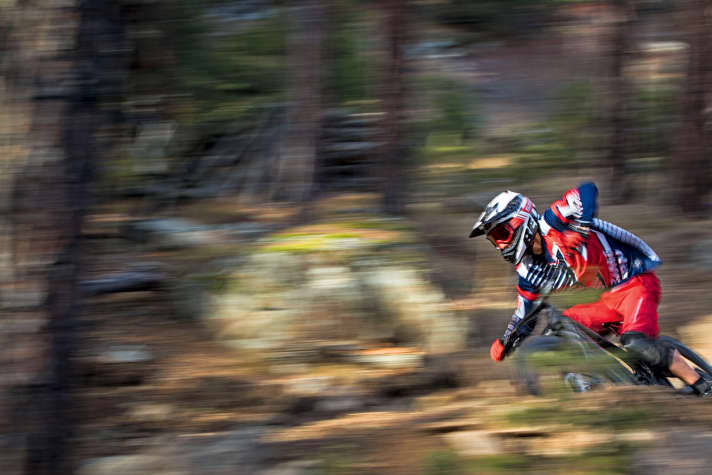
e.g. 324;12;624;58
147;0;287;128
506;404;654;431
628;83;679;161
421;445;635;474
324;1;369;105
417;76;480;149
550;81;599;162
422;450;464;475
414;0;586;34
508;81;599;173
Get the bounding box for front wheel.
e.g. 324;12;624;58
513;335;635;395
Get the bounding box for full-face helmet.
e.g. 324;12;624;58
469;191;539;265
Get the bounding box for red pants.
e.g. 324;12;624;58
563;272;661;337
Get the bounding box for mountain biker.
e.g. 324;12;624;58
469;182;712;397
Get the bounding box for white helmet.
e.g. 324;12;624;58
469;191;539;265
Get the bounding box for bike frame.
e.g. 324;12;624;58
503;296;672;387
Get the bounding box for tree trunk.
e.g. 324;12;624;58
608;0;635;203
273;0;322;203
677;0;712;215
14;1;122;473
381;0;407;215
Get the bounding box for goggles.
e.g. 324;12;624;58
486;222;516;249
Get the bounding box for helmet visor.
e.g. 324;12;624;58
486;222;515;249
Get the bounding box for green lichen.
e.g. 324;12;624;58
505;405;654;432
464;444;633;474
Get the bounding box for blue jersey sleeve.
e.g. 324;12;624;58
544;182;598;231
576;182;598;225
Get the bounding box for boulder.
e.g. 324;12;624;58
180;426;274;475
78;455;182;475
194;219;466;368
257;460;322;475
78;344;153;386
121;219;219;250
441;430;503;457
359;266;467;353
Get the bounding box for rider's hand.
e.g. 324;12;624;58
490;338;506;362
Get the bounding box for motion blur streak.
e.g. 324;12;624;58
0;1;710;473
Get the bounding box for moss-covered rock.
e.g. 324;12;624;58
196;217;466;367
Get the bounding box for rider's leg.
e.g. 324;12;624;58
562;301;622;334
614;273;661;338
611;274;710;394
669;348;702;385
620;331;672;368
621;331;707;392
621;332;712;394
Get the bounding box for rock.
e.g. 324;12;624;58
204;1;277;26
405;40;458;59
441;430;503;457
79;344;153;386
313;396;364;414
359;266;467;352
125;403;174;424
129;121;176;175
120;219;219;250
78;455;182;475
348;348;424;368
95;345;152;364
282;376;335;396
218;222;272;240
2;290;46;310
181;426;274;475
81;269;164;296
169;278;208;321
527;431;612;456
201;223;465;364
616;430;657;443
321;127;372;141
257;460;322;475
638;41;687;54
321;141;382;158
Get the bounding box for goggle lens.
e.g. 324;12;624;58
487;223;515;249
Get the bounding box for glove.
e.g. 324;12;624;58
490;338;506;362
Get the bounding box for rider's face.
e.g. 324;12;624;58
531;233;543;255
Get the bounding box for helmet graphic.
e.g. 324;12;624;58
469;191;539;265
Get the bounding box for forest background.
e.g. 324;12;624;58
2;0;712;473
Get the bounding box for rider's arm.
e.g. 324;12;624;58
504;262;578;341
503;279;539;341
545;182;598;234
545;182;598;254
491;277;539;362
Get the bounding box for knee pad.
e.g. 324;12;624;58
620;332;673;368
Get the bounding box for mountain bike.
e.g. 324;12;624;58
502;295;712;395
